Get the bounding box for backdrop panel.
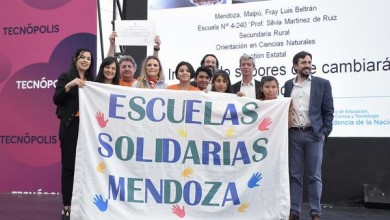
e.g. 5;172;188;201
148;0;390;137
0;0;96;193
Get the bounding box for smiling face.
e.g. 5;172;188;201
120;60;135;82
177;64;192;83
261;80;279;100
103;62;117;83
75;51;91;73
203;55;217;71
195;71;210;90
294;55;312;78
146;58;160;78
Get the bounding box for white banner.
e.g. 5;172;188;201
71;82;290;220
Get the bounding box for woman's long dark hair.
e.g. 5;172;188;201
95;56;120;85
211;70;233;93
69;48;95;81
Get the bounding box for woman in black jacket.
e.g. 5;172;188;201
53;48;94;220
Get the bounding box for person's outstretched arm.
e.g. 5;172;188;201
153;35;161;57
106;31;117;57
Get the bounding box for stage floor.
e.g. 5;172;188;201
1;193;390;219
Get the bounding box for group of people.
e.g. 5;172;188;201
53;31;334;220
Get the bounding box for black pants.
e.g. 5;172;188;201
59;117;79;206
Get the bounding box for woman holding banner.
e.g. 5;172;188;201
132;56;167;89
53;48;94;220
211;70;233;93
167;61;199;91
258;76;294;128
95;56;120;85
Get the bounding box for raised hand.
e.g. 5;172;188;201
93;194;108;212
247;172;262;188
171;204;185;218
154;35;161;50
258;117;272;131
109;31;117;44
96;111;108;128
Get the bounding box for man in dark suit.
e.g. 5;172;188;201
284;51;334;220
232;53;261;99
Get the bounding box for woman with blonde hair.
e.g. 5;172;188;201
132;56;167;89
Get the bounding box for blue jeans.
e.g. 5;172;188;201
289;129;324;216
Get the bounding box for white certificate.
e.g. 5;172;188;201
115;20;156;46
